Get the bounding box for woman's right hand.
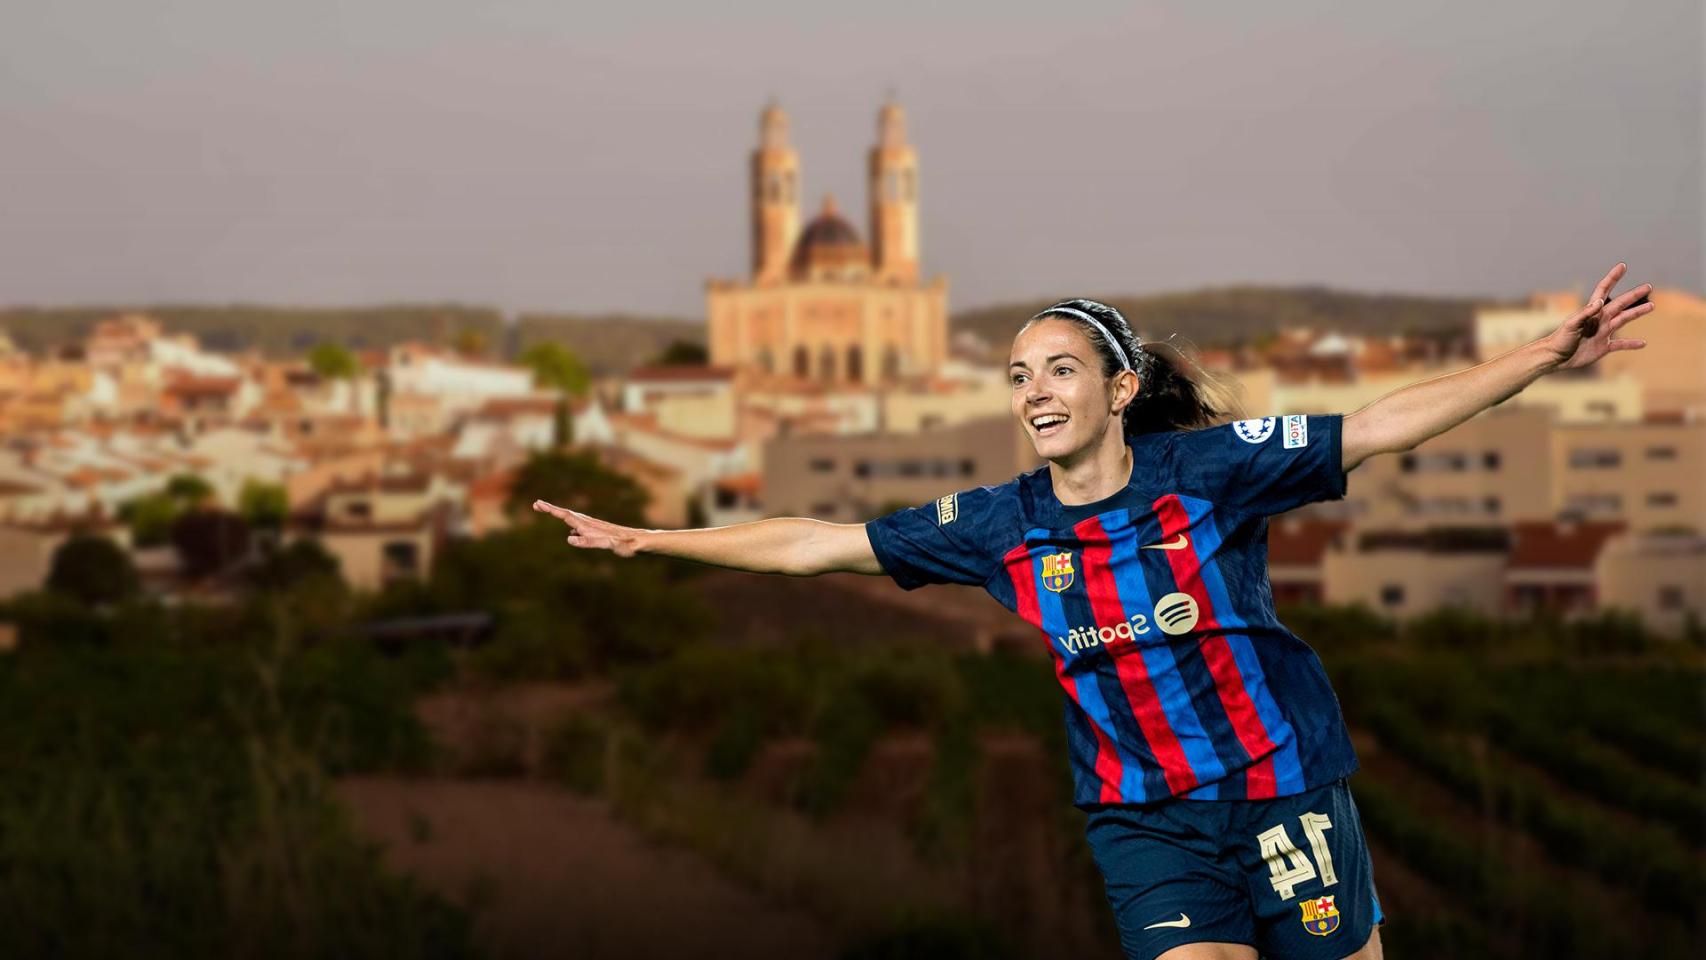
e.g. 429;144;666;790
532;499;646;557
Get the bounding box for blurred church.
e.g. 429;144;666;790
705;101;949;386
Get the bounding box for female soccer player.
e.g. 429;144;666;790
533;262;1653;960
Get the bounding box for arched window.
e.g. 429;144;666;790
756;347;773;373
793;346;809;377
882;346;902;380
846;345;863;383
818;345;836;380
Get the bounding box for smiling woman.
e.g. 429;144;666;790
530;261;1657;960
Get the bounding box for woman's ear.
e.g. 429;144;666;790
1111;370;1140;414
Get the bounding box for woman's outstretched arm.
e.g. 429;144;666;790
531;499;885;577
1341;262;1654;471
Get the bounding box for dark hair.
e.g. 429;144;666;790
1024;298;1241;436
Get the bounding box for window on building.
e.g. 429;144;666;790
1585;400;1617;418
818;345;836;380
1646;491;1678;508
846;345;863;382
381;541;419;581
793;346;809;377
1380;585;1404;608
1564;493;1622;514
756;347;773;373
1483;451;1501;470
808;458;835;474
1398;454;1416;473
853;460;871;479
1483;496;1501;514
1647;446;1678;461
1567;448;1621;469
960;458;976;477
898;460;923;478
1657;585;1685;611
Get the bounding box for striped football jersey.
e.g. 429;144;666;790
864;414;1356;806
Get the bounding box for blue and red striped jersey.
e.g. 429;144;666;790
864;414;1356;807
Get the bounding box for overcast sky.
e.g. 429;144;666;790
3;0;1700;318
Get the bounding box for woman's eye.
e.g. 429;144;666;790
1054;366;1072;376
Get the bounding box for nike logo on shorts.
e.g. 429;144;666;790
1140;534;1190;551
1143;913;1191;929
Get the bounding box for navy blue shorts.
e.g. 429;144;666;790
1085;777;1384;960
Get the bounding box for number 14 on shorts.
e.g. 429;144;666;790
1257;812;1337;900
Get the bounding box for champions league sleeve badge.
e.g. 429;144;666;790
1299;895;1340;936
1233;417;1276;444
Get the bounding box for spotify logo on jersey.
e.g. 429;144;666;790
1153;593;1201;635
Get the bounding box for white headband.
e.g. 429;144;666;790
1032;306;1136;373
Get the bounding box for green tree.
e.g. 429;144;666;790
308;341;359;380
171;509;252;579
504;449;649;527
249;537;342;593
46;533;140;606
165;473;215;507
649;339;708;367
518;342;590;397
119;491;182;547
238;479;289;530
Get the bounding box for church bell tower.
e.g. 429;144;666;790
868;99;919;286
751;101;800;285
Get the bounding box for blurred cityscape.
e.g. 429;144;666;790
0;100;1699;640
0;99;1701;960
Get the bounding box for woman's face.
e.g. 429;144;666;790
1009;317;1134;460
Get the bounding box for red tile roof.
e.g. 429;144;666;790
474;396;563;417
1508;521;1625;570
1267;518;1349;566
714;471;763;497
626;365;735;383
468;468;517;500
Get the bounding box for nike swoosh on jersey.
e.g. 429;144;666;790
1139;534;1190;551
1143;914;1192;929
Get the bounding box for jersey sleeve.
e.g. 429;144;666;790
1165;413;1347;516
863;485;1006;591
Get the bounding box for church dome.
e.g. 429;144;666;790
790;194;870;281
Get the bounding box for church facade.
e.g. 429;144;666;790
705;101;949;387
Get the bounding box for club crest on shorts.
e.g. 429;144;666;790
1299;895;1340;936
1040;551;1075;592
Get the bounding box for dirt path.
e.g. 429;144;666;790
337;777;837;960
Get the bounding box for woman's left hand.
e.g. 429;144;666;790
1541;262;1655;371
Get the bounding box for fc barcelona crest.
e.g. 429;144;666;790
1040;551;1075;593
1299;895;1340;937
